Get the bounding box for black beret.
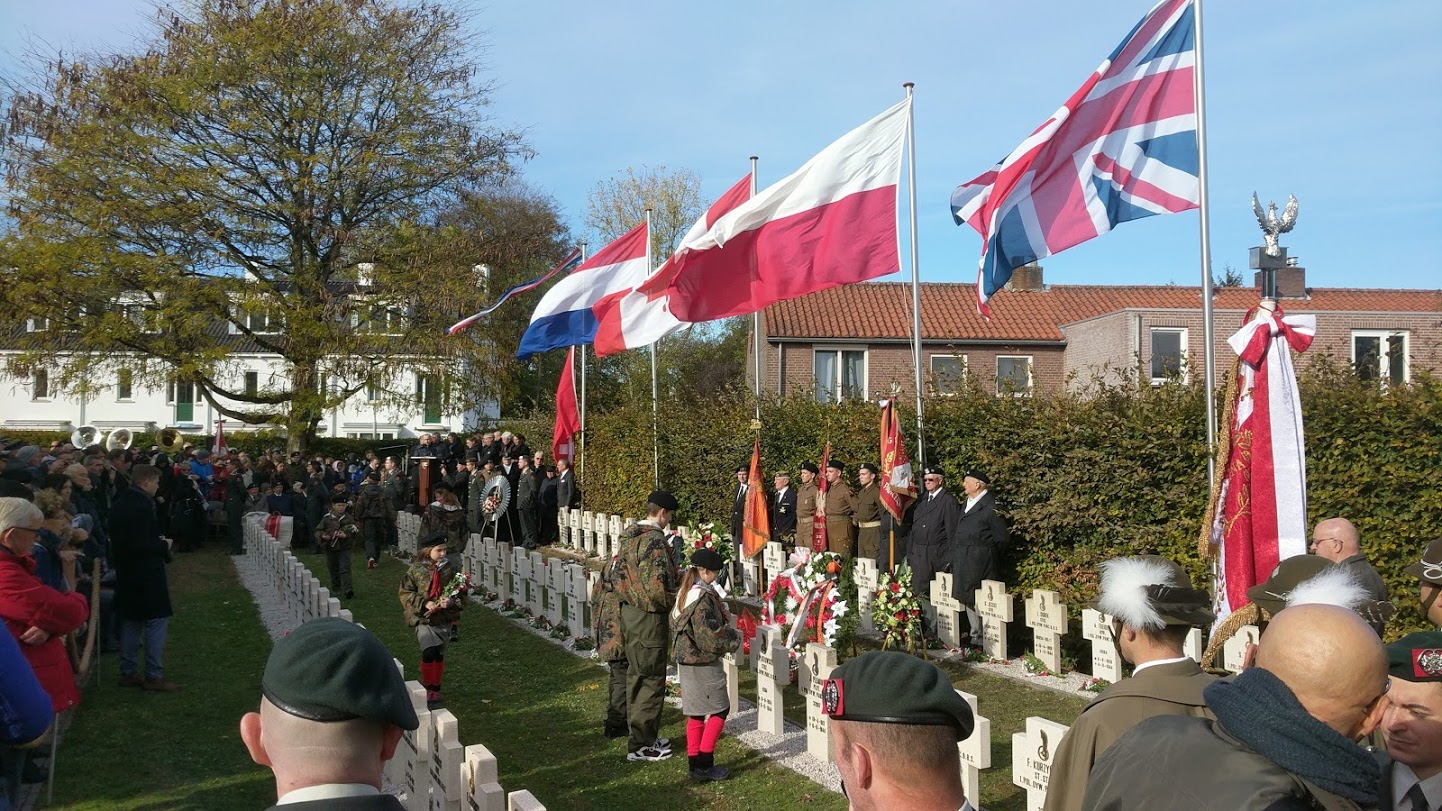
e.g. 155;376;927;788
262;618;417;730
826;459;846;472
418;531;449;550
247;482;260;489
432;483;451;493
800;462;819;475
859;462;879;475
964;470;989;484
1387;631;1442;682
823;651;973;741
923;466;944;477
691;548;725;572
1405;537;1442;586
647;490;679;511
330;494;348;504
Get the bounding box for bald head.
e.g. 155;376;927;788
1256;604;1387;739
241;697;400;798
1311;517;1361;563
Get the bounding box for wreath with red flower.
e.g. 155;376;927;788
761;547;849;652
678;521;735;568
872;562;924;652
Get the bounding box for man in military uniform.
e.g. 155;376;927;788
1405;537;1442;628
1045;556;1215;811
315;495;361;599
614;491;681;762
241;618;415;810
771;471;796;547
824;651;977;811
908;466;958;601
853;463;883;561
591;546;630;739
796;463;820;552
950;470;1008;641
823;460;855;557
1374;631;1442;810
515;454;539;550
465;458;487;536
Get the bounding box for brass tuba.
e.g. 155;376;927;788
104;428;133;451
157;427;184;454
71;425;100;449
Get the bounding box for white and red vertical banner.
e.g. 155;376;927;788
212;419;227;456
812;443;831;553
878;399;915;520
1211;305;1316;624
552;347;581;463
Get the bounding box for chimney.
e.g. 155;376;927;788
1252;262;1306;299
1006;263;1045;292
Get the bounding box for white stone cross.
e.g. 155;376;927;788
1185;627;1204;664
974;580;1015;661
853;558;879;634
1081;609;1125;683
400;681;433;810
506;790;546;811
956;690;991;806
544;559;564;628
428;708;463;811
494;542;512;604
526;551;545;618
461;743;505;811
931;573;965;649
1025;589;1069;673
1011;716;1070;811
740;556;762;599
755;624;788;735
1222;624;1260;674
762;542;787;591
803;642;838;763
564;564;591;637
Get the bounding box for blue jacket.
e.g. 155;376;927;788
0;629;53;746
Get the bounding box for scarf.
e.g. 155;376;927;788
1205;668;1379;804
427;565;443;600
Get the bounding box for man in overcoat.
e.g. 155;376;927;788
949;470;1009;639
111;464;180;692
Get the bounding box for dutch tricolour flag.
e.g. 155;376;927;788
516;221;649;360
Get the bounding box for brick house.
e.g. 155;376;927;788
749;267;1441;400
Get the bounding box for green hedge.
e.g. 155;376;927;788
570;361;1440;641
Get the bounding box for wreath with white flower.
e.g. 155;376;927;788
872;562;924;652
678;521;734;568
761;547;849;652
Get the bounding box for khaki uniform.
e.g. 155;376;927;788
614;521;680;752
797;481;819;549
824;481;856;557
1045;659;1216;811
852;483;883;560
590;554;628;733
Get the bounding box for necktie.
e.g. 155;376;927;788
1406;783;1428;811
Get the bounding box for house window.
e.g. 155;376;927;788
930;354;967;395
116;369;133;401
814;348;866;403
244;371;259;397
416;374;442;423
229;309;281;334
996;356;1033;397
32;369;49;401
366;383;380;402
26;317;48;333
1353;330;1409;385
1150;327;1188;383
356;306;405;335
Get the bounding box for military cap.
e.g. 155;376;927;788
432;482;451;493
1387;631;1442;682
1246;555;1333;617
262;617;417;730
774;470;791;479
800;462;819;475
246;481;260;490
823;651;974;741
330;494;349;504
1090;555;1214;629
1405;537;1442;587
647;490;679;511
923;466;944;477
691;548;725;572
859;462;879;475
826;459;846;472
963;469;990;485
418;531;448;550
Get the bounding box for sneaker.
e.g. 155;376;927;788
118;673;143;688
142;678;182;693
626;746;672;762
367;558;377;570
689;766;731;782
654;738;672;753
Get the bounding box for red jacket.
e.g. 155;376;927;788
0;550;88;711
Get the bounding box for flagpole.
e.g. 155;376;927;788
578;241;588;482
645;208;659;489
903;82;926;469
750;155;762;424
1194;0;1217;490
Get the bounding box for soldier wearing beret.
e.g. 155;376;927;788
823;460;856;557
853;463;883;561
614;491;682;763
823;650;977;811
241;618;415;810
1374;630;1442;810
796;463;820;551
1045;556;1216;811
949;470;1009;641
1406;537;1442;628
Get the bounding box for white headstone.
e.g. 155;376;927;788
565;564;591;636
1010;716;1070;811
803;643;838;762
853;558;879;634
1081;609;1125;683
511;547;530;610
581;512;597;557
401;682;434;810
740;557;761;599
755;624;788;735
327;596;342;618
721;652;740;717
495;542;512;603
428;708;463;811
762;542;786;591
569;509;582;548
544;559;564;627
526;551;545;617
339;608;355;623
1222;624;1260;674
1025;589;1069;673
956;690;992;806
932;573;964;649
1185;627;1205;664
462;743;505;811
506;790;546;811
974;580;1015;661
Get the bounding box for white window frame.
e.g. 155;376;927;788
116;369;134;402
243;371;259;397
1351;329;1410;386
31;368;50;401
1149;327;1189;384
929;354;968;396
366;383;381;402
813;346;868;404
995;355;1034;397
354;305;406;335
228;308;282;335
25;317;48;333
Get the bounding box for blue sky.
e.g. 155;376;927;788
3;0;1440;291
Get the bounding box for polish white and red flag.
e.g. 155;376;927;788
1210;305;1316;624
594;175;752;356
637;99;909;322
552;346;581;464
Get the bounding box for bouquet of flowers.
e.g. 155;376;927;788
440;571;473;603
872;562;924;652
482;493;500;516
678;521;734;568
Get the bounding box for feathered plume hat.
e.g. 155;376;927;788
1091;555;1214;631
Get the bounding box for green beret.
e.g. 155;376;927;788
823;651;974;741
262;618;417;730
1387;631;1442;682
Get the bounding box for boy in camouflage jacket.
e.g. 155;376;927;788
613;494;681;761
315;495;359;598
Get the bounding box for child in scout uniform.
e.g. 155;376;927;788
399;531;464;709
671;548;740;782
315;494;360;599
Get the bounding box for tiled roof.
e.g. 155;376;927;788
763;283;1442;342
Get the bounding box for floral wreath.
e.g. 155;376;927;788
872;562;924;652
761;547;849;652
678;521;734;568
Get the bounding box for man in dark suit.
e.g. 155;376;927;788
771;471;797;546
515;454;539;549
243;618;415;810
908;466;960;599
949;470;1009;641
729;465;748;543
556;458;581;511
111;464;181;692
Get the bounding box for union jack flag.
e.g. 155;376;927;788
950;0;1199;317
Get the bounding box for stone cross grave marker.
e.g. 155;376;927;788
544;559;564;628
853;557;878;633
956;690;991;805
803;642;838;762
401;681;434;811
580;512;593;556
1185;627;1204;664
526;551;546;617
316;585;331;620
931;573;964;649
564;564;590;636
464;533;482;580
1223;624;1260;673
740;554;761;598
429;708;463;811
1025;589;1069;673
755;624;788;735
762;542;786;592
608;515;623;559
462;743;504;811
722;646;740;715
1011;716;1070;811
327;596;341;618
339;608;354;623
506;790;546;811
1081;609;1125;683
494;542;511;603
569;509;583;548
974;580;1015;661
510;547;530;611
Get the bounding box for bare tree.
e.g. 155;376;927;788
585;165;702;260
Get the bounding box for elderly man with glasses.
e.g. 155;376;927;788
1311;517;1389;636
